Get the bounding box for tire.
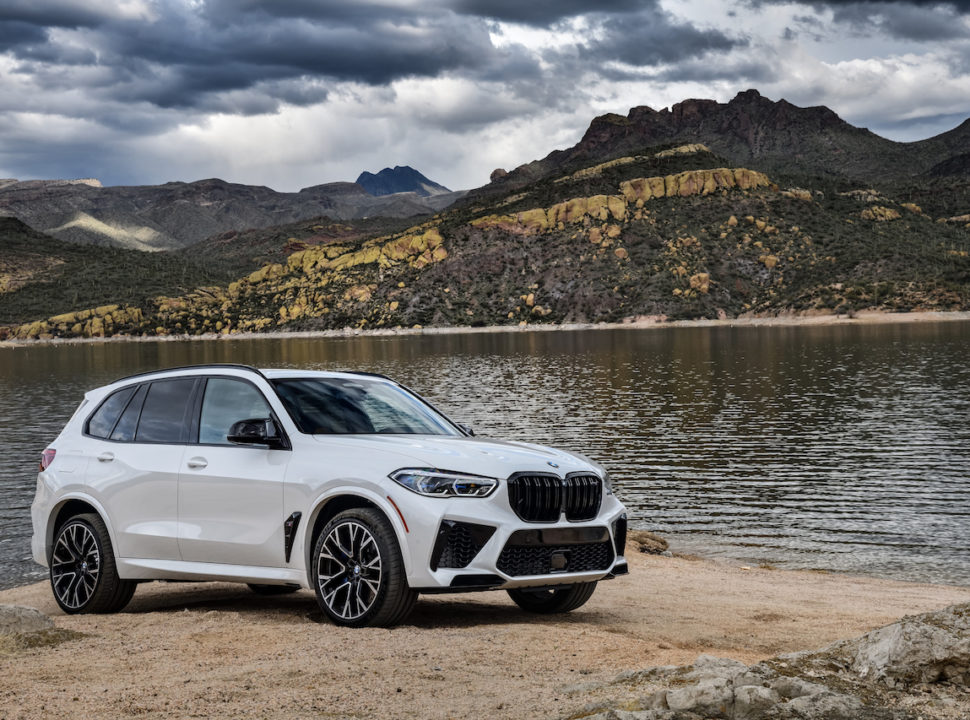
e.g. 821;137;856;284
507;581;597;614
247;583;301;596
49;513;136;614
311;508;417;627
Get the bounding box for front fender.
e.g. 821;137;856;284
300;485;412;586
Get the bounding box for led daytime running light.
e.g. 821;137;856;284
390;468;498;498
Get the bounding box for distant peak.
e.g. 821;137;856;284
355;166;450;197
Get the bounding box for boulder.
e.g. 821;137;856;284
0;605;53;635
829;602;970;687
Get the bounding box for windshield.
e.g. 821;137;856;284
271;377;462;436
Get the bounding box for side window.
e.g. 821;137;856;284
199;378;272;445
110;384;147;442
135;379;196;444
86;386;136;439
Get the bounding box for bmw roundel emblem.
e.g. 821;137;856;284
547;461;559;468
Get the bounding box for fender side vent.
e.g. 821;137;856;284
284;511;302;563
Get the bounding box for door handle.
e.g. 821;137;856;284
97;452;114;463
186;457;208;469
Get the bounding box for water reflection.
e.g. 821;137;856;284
2;321;969;589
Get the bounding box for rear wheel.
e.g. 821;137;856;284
50;513;136;614
507;582;597;614
312;508;416;627
247;583;300;595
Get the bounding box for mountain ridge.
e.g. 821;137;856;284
0;173;460;251
475;90;970;207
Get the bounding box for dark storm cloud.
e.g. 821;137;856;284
0;20;47;51
449;0;650;26
0;1;119;28
0;3;512;112
582;9;741;66
0;0;742;116
751;0;970;39
830;2;970;39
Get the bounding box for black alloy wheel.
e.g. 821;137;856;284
50;513;136;614
311;508;416;627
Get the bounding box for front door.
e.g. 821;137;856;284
178;377;289;567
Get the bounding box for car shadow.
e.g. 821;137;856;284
121;581;609;628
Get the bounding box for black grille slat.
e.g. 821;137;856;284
507;473;602;522
497;540;614;576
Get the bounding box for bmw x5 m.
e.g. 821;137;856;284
32;364;628;627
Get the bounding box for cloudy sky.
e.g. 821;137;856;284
1;0;969;191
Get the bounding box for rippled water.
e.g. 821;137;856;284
2;322;969;590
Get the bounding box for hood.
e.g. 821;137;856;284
311;434;599;479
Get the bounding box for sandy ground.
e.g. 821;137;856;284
2;310;970;348
1;549;969;719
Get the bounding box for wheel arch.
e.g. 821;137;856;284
303;490;408;583
46;495;115;563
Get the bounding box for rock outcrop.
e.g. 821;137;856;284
574;602;970;720
0;605;53;635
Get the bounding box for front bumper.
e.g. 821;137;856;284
390;484;628;591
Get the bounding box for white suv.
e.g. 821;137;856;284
31;364;628;627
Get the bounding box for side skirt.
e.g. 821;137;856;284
117;558;307;587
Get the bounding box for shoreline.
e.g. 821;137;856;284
2;309;970;348
2;549;969;719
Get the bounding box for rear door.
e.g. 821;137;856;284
83;378;196;561
177;376;289;567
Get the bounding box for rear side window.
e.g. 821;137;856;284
135;379;196;444
86;387;136;439
110;384;148;442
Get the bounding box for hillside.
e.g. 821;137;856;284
473;90;970;213
0;176;460;251
6;139;969;341
0;217;231;326
356;166;451;197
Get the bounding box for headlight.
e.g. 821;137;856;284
390;468;498;498
603;471;614;495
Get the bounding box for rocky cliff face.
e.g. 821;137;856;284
476;90;970;205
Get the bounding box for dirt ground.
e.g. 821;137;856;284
1;549;969;719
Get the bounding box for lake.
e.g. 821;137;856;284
2;321;969;590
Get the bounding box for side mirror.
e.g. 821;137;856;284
227;418;286;449
459;424;475;437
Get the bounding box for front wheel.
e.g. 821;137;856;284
50;513;136;614
311;508;416;627
507;582;597;614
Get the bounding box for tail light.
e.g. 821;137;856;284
39;449;56;471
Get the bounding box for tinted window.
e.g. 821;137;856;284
87;387;136;439
272;378;460;435
199;378;272;445
135;379;195;444
110;384;147;442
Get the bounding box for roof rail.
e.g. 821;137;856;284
338;370;392;381
112;363;266;384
